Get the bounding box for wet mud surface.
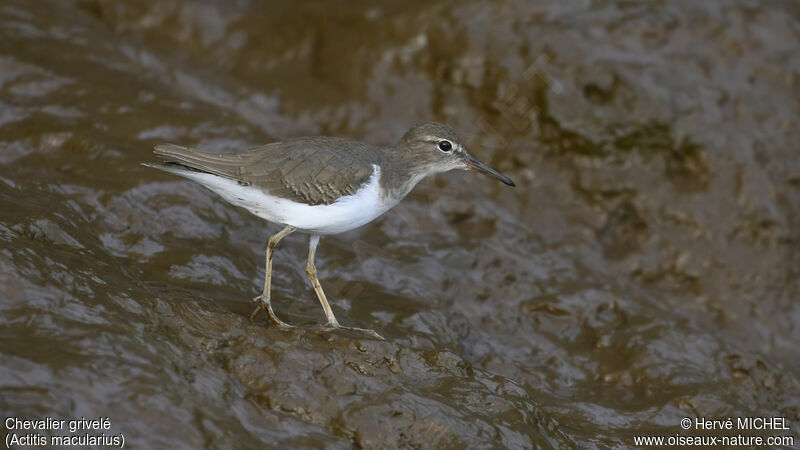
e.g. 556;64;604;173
1;0;799;447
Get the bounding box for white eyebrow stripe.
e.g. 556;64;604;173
424;137;459;147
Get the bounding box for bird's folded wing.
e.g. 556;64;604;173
153;138;378;206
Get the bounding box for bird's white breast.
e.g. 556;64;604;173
168;164;396;235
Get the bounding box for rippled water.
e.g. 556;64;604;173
1;0;799;447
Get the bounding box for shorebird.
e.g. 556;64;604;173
145;122;515;339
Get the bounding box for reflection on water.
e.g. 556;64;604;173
1;0;799;447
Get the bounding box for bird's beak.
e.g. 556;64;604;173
464;154;515;187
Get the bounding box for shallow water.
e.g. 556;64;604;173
1;0;799;447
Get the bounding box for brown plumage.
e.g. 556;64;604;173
153;138;380;206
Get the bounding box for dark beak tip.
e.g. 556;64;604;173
465;154;516;187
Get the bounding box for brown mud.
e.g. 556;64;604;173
1;0;799;447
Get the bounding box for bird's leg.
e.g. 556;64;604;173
305;235;384;340
305;235;339;327
250;224;296;327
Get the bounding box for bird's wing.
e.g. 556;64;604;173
152;138;379;206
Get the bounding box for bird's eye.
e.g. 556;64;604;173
438;140;452;152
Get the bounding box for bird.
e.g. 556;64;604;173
144;122;515;339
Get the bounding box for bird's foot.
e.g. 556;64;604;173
322;322;384;340
250;295;294;329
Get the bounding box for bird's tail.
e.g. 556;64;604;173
148;143;242;179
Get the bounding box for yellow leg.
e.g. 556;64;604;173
305;235;383;340
250;225;295;327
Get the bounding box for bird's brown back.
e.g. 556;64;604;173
153;137;383;206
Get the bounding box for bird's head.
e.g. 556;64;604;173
397;122;515;187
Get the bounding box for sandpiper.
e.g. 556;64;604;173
145;122;514;339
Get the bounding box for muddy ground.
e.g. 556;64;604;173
1;0;799;447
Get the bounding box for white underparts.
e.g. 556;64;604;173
161;164;398;235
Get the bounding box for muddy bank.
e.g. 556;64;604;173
1;0;798;447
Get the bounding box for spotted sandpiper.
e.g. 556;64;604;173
145;122;514;339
